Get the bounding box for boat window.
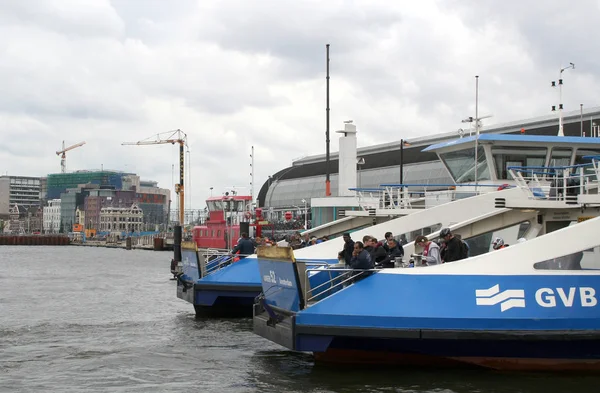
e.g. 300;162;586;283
462;221;531;257
534;251;586;270
575;148;600;166
235;200;246;212
549;147;572;167
398;223;442;244
439;147;489;183
491;146;547;180
207;201;225;211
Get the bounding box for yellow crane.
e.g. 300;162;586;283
56;141;86;173
122;129;187;226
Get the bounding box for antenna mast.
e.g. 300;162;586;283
552;62;575;136
250;145;255;208
474;75;480;192
325;44;331;196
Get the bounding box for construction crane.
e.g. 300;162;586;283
56;141;86;173
122;129;187;226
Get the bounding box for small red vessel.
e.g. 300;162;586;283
192;193;272;249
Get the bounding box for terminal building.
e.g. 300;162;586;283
257;107;600;227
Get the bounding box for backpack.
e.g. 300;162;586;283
460;240;470;259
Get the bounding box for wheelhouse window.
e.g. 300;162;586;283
549;147;572;167
574;148;600;180
439;146;489;183
575;148;600;166
491;146;547;180
207;201;225;211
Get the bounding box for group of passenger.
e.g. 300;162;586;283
229;232;285;259
229;231;331;259
413;228;469;266
287;233;329;249
338;232;406;270
230;227;519;270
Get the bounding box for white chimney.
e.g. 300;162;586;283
336;121;357;196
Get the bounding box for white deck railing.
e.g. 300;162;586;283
508;159;600;201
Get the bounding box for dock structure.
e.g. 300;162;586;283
0;235;70;246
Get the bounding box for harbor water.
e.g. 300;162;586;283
1;246;600;393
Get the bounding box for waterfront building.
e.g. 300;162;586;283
0;176;42;219
99;203;144;233
42;199;61;234
136;179;170;231
84;189;136;231
46;170;129;200
5;204;24;234
49;171;169;232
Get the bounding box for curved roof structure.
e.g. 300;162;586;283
258;107;600;208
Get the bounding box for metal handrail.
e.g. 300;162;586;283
304;267;378;304
508;163;599;201
203;252;254;276
352;183;517;212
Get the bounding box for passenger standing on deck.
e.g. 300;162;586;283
414;235;441;266
350;241;373;270
380;238;403;268
439;228;463;262
363;236;386;265
230;232;254;259
338;233;355;265
382;232;394;251
492;237;507;250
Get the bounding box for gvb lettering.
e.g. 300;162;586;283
535;287;597;308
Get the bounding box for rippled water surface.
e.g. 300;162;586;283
1;246;599;392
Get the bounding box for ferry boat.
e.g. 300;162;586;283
252;136;600;371
178;134;600;318
192;193;254;250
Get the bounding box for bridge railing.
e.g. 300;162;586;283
351;183;512;212
508;161;599;201
201;250;255;276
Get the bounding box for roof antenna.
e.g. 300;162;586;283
325;44;331;196
551;62;575;136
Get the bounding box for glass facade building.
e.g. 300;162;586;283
47;171;130;199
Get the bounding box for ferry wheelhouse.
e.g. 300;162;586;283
192;193;254;250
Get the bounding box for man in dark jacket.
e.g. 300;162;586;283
380;238;404;268
350;241;373;270
440;227;463;263
231;232;255;259
338;233;355;264
363;236;387;265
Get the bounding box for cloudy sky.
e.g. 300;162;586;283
1;0;599;211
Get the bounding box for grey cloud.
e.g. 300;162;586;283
196;0;403;79
441;1;600;70
1;0;600;209
0;0;124;38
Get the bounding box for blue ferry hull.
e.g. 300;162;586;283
177;252;262;317
253;262;600;370
297;329;600;370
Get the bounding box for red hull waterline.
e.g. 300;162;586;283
314;349;600;372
